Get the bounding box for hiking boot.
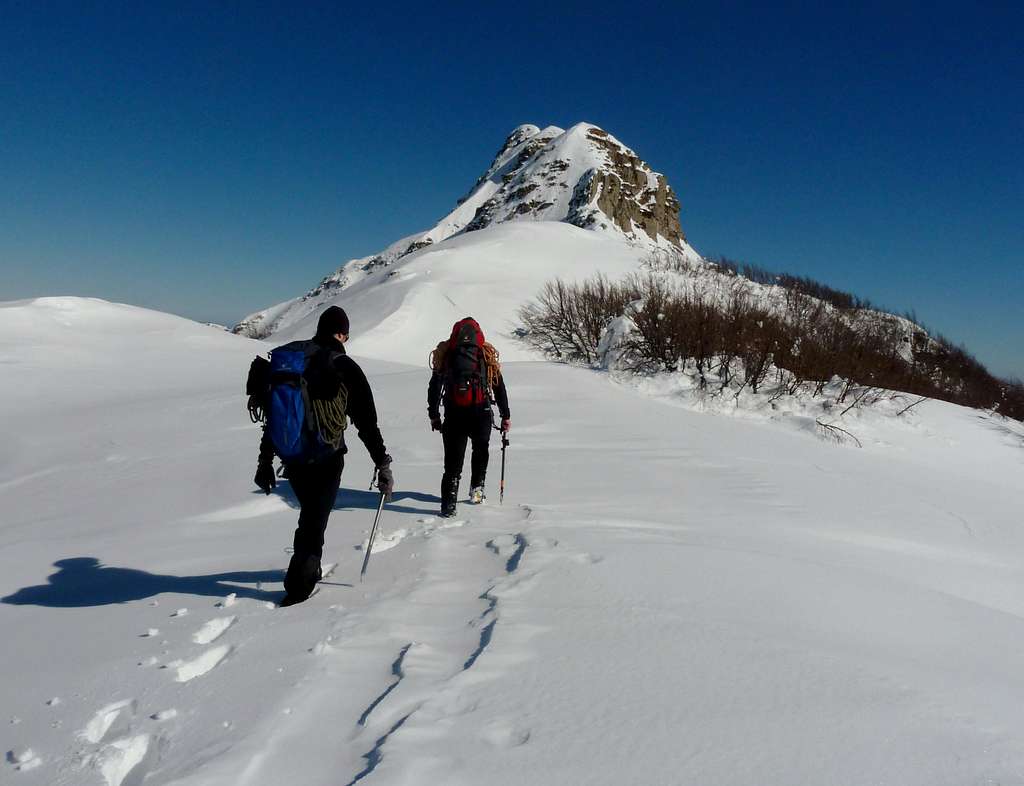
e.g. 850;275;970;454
441;473;460;518
283;552;322;602
470;486;486;504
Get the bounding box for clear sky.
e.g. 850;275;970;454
2;1;1021;379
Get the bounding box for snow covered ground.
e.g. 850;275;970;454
2;295;1024;786
259;221;650;365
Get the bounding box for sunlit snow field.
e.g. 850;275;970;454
2;287;1023;785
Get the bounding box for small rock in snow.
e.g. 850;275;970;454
141;628;159;638
46;697;61;707
150;709;177;722
171;608;188;617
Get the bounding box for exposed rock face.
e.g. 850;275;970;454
575;128;684;245
460;123;685;247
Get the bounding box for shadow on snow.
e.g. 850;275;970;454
271;482;441;517
1;557;282;608
2;487;444;608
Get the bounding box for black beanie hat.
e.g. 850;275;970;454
316;306;350;338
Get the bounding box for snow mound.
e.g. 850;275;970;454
0;296;258;413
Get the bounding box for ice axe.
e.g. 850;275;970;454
360;467;386;581
360;491;387;582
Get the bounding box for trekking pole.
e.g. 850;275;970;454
360;491;387;582
496;427;510;504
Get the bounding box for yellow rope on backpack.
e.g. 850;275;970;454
429;340;449;372
310;384;348;448
430;339;501;388
482;342;500;388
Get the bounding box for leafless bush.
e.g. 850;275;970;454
518;275;637;364
816;419;863;448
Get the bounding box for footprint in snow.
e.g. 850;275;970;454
80;700;136;744
479;722;531;748
165;645;232;682
192;616;236;645
170;608;188;618
88;734;150;786
216;592;237;608
150;709;177;722
310;635;335;655
366;528;409;553
6;748;43;771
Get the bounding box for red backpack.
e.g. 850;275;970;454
445;318;489;408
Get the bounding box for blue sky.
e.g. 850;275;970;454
2;1;1021;378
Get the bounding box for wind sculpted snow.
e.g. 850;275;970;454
2;297;1024;785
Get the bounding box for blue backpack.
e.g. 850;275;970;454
266;340;348;464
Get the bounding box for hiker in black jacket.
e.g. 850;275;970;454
253;306;394;605
427;317;510;517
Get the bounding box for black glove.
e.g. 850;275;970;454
254;461;276;495
430;416;442;432
376;459;394;501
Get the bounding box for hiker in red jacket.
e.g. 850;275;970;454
426;318;510;517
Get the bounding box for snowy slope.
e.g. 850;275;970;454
234;122;701;340
3;296;1024;786
267;222;649;365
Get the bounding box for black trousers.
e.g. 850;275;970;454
284;451;344;597
442;407;493;488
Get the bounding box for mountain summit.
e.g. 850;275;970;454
448;123;685;247
234;123;696;339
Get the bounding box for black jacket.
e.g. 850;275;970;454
427;365;510;421
260;335;389;467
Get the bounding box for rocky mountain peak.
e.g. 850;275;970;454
233;122;693;338
458;123;685;247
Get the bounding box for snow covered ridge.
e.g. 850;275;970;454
234;122;698;339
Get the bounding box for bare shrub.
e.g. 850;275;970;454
518;275;636;364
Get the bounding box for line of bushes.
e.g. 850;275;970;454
518;271;1024;422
